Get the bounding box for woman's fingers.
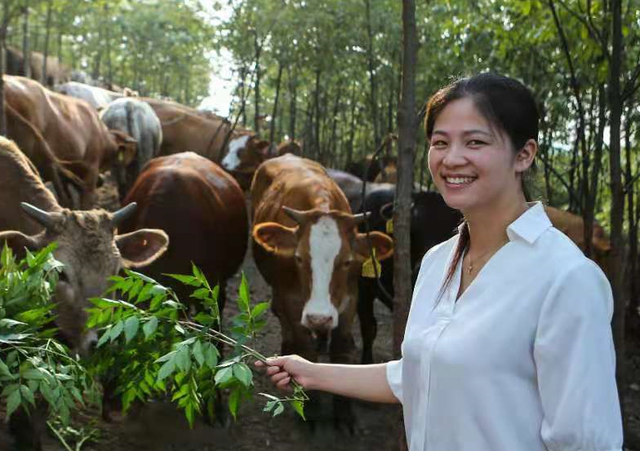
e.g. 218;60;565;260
270;370;290;385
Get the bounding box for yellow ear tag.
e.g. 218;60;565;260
386;219;393;234
362;249;382;278
118;151;125;162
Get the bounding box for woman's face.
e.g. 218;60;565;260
428;97;524;215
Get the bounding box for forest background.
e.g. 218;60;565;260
2;0;640;442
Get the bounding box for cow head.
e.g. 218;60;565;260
110;130;137;167
253;207;393;334
221;135;272;189
0;202;169;356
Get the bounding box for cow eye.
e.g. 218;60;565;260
342;260;352;268
294;255;303;265
58;270;70;284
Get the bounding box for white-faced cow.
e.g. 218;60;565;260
251;154;393;429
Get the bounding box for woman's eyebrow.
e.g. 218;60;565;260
431;129;493;137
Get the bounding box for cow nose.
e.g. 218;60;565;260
305;314;333;330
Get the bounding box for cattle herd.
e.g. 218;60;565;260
0;74;615;449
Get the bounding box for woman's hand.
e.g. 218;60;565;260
255;355;315;392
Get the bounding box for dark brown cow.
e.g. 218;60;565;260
251;154;393;428
0;136;168;451
4;75;137;209
119;152;248;311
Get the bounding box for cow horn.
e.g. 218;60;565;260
282;206;306;225
112;202;137;227
352;212;370;225
21;202;56;229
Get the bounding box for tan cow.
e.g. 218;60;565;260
251;154;393;428
0;136;169;451
4;75;137;209
545;206;612;277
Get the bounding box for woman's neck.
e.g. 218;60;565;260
464;197;529;252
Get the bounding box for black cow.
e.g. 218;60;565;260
358;189;462;364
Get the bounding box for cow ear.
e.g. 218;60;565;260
253;222;297;257
0;231;42;258
354;231;394;262
116;229;169;268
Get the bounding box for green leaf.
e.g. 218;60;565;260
6;388;21;418
165;274;199;286
157;359;176;382
192;341;205;367
0;358;14;379
124;316;140;343
251;302;270;319
238;273;250;312
228;389;241;420
20;385;35;406
232;363;253;387
175;346;191;372
143;317;158;339
214;366;234;385
22;368;46;380
109;321;125;343
273;402;285;416
1;383;20;397
291;400;305;419
155;350;177;363
204;344;219;369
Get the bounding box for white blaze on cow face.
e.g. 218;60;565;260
301;216;341;331
221;135;250;171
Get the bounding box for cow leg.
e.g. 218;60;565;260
358;278;377;364
9;404;45;451
330;329;357;435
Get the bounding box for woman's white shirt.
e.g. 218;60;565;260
385;202;623;451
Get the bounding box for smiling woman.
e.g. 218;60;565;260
256;74;623;451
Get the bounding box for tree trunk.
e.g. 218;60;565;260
269;62;283;144
395;1;418;449
364;0;380;147
583;84;607;258
56;26;61;65
104;4;112;86
253;32;262;133
608;0;627;433
288;67;297;140
346;82;357;169
624;105;638;318
314;68;321;161
21;2;29;78
0;0;14;136
41;0;52;86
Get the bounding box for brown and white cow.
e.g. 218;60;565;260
4;75;138;209
143;98;248;162
251;154;392;428
0;136;168;451
220;138;302;190
118;152;249;311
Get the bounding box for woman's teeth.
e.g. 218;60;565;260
446;177;475;185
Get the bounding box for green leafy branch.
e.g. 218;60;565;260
87;265;308;426
0;244;99;428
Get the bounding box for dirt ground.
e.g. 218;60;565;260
2;174;640;451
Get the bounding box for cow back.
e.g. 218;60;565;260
120;152;248;302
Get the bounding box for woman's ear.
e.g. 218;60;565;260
515;139;538;173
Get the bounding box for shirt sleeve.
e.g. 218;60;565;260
385;359;403;404
534;259;623;451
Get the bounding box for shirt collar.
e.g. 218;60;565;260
506;201;552;245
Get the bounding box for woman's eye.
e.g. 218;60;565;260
430;140;447;148
468;140;486;146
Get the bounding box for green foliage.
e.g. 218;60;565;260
87;265;307;427
0;244;99;426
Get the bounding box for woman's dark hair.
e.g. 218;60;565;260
425;73;540;299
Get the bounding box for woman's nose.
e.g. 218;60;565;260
442;143;466;167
